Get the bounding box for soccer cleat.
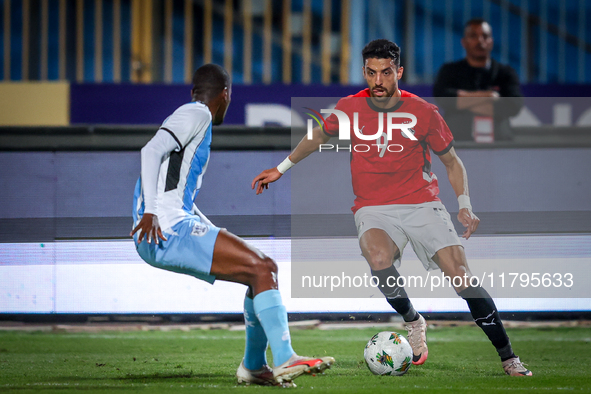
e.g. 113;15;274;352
236;360;277;386
502;356;532;376
273;354;335;384
404;314;428;365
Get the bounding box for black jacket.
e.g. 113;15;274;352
433;58;523;141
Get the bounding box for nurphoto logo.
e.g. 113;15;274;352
304;107;418;155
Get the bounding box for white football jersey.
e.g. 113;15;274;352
133;101;213;232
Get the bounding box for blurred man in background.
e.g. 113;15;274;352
434;19;523;142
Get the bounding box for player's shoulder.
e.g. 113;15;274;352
172;101;211;120
335;88;370;108
400;90;439;112
161;101;212;136
349;88;371;98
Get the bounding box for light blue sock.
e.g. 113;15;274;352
253;290;295;367
243;296;268;370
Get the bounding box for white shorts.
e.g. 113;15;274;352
354;201;462;271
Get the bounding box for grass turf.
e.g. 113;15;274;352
0;325;590;393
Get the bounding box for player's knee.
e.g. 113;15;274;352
447;265;470;281
245;256;277;291
244;254;277;277
363;247;394;270
259;256;278;275
442;266;472;293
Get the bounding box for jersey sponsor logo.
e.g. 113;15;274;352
191;221;209;236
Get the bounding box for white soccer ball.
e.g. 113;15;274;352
364;331;413;376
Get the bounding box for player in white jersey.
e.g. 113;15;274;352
131;64;333;387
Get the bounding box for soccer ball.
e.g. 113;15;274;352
364;331;413;376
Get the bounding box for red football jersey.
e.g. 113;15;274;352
324;89;454;213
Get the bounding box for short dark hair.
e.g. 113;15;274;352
464;18;490;31
362;39;401;67
191;64;230;101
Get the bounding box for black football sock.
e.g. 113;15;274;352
497;343;517;362
458;285;515;361
371;265;419;322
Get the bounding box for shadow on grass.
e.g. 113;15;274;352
52;371;230;382
5;372;236;392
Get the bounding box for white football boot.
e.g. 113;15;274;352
273;354;335;384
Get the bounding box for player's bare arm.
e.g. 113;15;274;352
438;147;480;239
251;125;331;195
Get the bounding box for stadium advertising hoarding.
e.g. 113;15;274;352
69;83;591;127
1;97;590;314
1;237;590;314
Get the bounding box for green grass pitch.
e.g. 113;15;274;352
0;325;590;393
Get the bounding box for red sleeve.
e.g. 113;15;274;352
323;115;339;137
426;107;455;155
323;90;368;137
323;99;346;137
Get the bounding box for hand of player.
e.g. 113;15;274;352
130;213;168;244
458;208;479;239
251;168;282;195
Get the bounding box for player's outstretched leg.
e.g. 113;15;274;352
236;289;276;386
252;283;334;384
371;264;428;365
210;230;334;385
360;229;428;365
252;288;334;384
236;361;275;386
501;356;532;377
435;245;532;376
459;285;532;376
403;314;428;365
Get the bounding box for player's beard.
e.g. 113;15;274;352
370;85;395;102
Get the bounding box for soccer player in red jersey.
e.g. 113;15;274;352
252;39;531;377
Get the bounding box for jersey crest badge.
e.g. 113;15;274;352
357;221;364;232
191;222;209;236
